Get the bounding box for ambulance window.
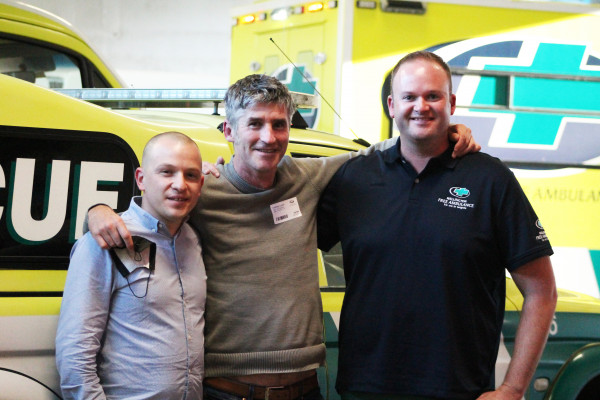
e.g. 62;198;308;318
0;38;83;89
91;68;111;88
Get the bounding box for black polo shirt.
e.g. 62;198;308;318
317;138;553;398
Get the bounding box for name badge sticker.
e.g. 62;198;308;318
270;197;302;224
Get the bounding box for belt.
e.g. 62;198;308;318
204;375;319;400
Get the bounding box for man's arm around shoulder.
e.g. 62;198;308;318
87;204;133;251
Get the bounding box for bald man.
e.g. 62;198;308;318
56;132;207;400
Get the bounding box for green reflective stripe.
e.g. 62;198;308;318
506;312;600;341
320;312;341;400
591;250;600;295
502;311;600;400
323;312;339;344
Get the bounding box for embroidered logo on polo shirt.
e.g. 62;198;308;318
536;220;544;230
535;219;549;242
450;187;470;198
438;187;475;210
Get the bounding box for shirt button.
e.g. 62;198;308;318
415;178;420;184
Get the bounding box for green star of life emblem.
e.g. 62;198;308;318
472;43;600;147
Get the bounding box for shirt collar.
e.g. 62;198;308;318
223;160;268;193
435;143;459;169
130;196;188;236
224;155;284;194
383;137;459;170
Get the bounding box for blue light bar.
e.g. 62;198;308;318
54;88;317;110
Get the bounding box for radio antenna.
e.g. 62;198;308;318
269;37;362;141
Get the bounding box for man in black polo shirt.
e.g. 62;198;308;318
317;51;557;400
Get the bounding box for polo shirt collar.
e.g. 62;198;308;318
434;143;460;170
383;137;459;170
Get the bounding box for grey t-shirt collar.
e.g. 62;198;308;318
223;157;274;194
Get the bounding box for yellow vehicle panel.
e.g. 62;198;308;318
0;1;123;88
353;3;583;62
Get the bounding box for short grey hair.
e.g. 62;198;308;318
224;74;296;130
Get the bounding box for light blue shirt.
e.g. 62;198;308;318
56;197;206;400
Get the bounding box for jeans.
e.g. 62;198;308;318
204;385;324;400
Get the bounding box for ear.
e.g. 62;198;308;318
387;95;395;119
223;120;235;143
135;167;145;191
450;93;456;115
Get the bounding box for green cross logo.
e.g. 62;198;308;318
450;187;470;198
440;39;600;165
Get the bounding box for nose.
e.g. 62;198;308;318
171;172;187;191
259;124;277;144
414;97;429;112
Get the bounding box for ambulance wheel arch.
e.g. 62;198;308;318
545;343;600;400
0;367;62;400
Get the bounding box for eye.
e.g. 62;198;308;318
273;120;288;130
402;95;415;101
158;168;174;176
186;172;201;181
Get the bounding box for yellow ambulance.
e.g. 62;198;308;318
1;2;600;399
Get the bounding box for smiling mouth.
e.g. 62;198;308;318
411;116;433;121
254;148;280;154
410;117;436;127
167;196;189;203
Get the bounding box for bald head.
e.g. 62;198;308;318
142;131;200;168
136;131;203;234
